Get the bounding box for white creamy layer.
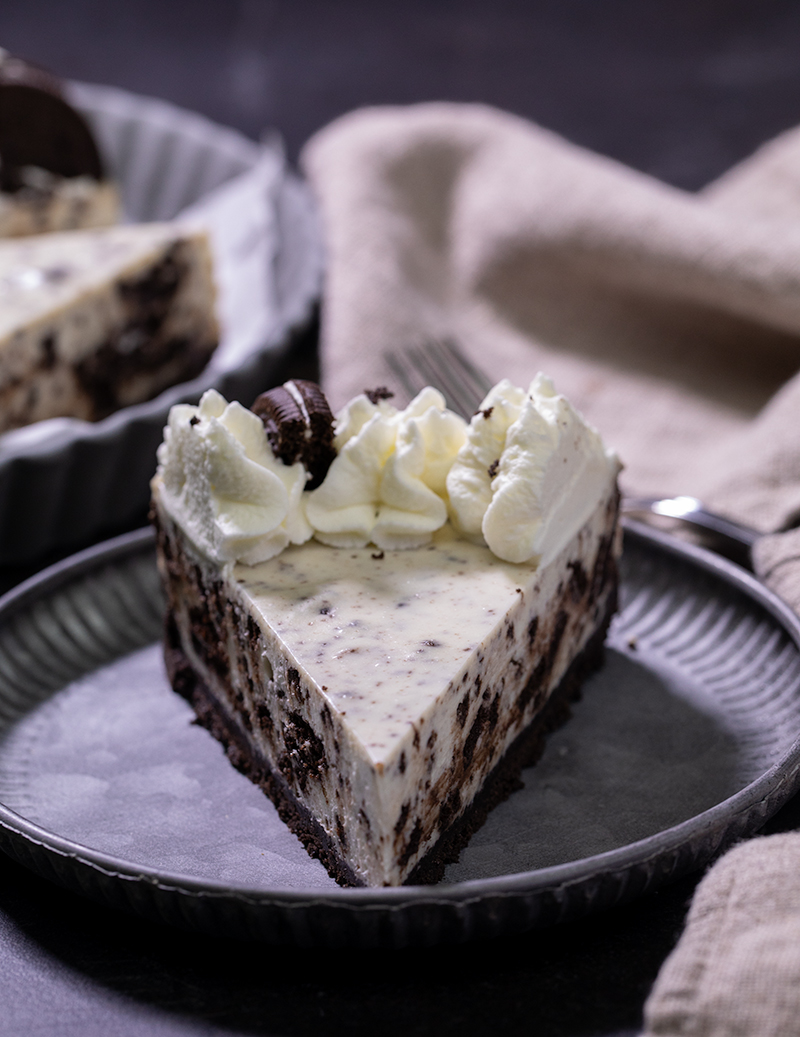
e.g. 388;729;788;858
238;525;540;764
447;374;619;565
157;376;617;569
211;486;619;884
157;389;311;565
157;385;469;563
0;223;203;341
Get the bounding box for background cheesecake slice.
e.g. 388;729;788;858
0;223;217;430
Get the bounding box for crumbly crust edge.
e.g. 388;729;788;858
162;593;615;888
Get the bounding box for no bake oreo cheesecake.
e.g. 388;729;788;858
0;49;219;430
0;223;217;429
152;376;621;886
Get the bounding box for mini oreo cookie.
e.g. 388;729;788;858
0;50;104;192
252;379;336;489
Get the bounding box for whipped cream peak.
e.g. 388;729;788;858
155;388;311;566
306;387;467;550
333;390;399;450
447;374;619;565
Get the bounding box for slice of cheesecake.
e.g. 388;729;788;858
152;378;621;886
0;223;217;430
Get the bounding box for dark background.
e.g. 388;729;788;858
3;2;800;1034
6;0;800;188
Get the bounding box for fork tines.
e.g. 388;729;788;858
386;337;494;419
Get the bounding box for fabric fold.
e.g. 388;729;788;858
643;834;800;1037
301;101;800;1036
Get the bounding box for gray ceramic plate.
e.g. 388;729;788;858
0;520;799;948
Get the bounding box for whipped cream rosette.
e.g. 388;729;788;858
306;386;467;550
447;374;620;565
156;388;311;565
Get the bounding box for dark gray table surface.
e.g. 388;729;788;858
2;2;800;1034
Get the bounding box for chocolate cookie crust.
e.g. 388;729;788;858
164;605;612;887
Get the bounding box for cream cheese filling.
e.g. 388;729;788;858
221;493;618;884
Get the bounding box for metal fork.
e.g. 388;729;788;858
385;337;759;566
386;337;492;419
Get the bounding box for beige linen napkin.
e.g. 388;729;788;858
301;103;800;1035
302;103;800;535
643;834;800;1036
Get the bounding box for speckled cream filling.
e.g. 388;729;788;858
155;480;620;886
0;224;216;428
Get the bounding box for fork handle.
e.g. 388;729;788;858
622;496;759;569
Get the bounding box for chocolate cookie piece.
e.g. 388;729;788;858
252;379;336;489
0;50;104;192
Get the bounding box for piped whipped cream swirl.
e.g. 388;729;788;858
447;374;619;565
155;389;312;565
154;374;618;568
306;387;467;550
